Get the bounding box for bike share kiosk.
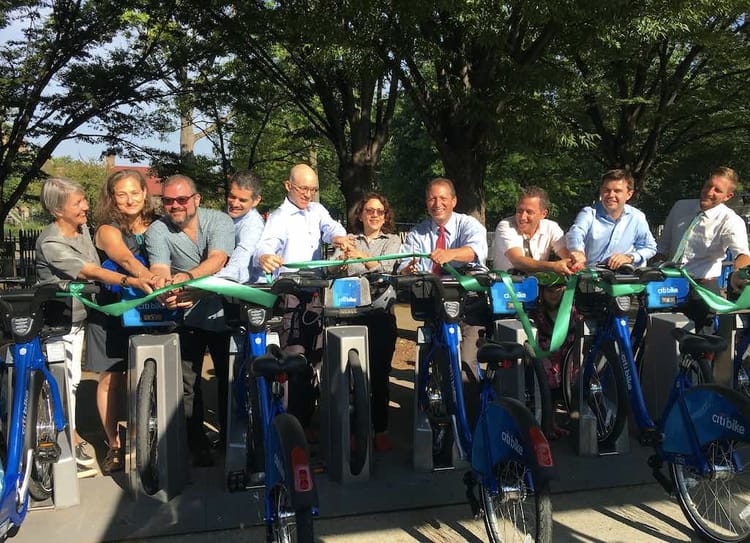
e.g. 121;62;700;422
320;277;372;483
124;289;188;502
1;294;80;509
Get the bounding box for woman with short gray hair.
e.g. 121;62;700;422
35;177;156;477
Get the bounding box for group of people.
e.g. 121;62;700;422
33;162;749;476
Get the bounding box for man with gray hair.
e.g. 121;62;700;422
145;174;235;466
216;170;265;283
492;186;574;274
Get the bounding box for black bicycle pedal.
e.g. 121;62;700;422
36;441;60;462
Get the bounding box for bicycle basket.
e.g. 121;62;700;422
323;276;372;317
574;287;609;320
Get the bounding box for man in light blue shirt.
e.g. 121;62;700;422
566;169;656;270
402;177;488;427
216;170;265;283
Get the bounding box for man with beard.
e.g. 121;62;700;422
145;174;235;466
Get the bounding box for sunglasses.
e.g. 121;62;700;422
161;193;196;206
363;207;385;216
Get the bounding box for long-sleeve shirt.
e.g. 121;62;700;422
254;197;346;276
566;202;656;266
216;208;265;283
401;212;488;272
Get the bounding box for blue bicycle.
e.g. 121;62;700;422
563;267;750;542
227;278;320;543
391;271;555;543
0;281;97;539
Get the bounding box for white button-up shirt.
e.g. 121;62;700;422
492;216;567;271
657;199;748;279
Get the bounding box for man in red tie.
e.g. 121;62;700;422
401;177;488;424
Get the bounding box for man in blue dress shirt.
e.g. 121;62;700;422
402;177;488;426
216;170;265;283
566;169;656;270
255;164;353;431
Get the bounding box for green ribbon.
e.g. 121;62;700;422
498;271;578;359
283;252;431;270
676;268;750;313
61;276;277;317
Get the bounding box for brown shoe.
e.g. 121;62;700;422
102;447;123;475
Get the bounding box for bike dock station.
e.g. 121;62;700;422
127;333;188;502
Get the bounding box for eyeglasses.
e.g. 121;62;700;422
363;207;385;216
161;194;196;206
290;184;319;195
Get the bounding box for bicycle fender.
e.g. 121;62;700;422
472;397;557;484
662;384;750;455
269;414;318;509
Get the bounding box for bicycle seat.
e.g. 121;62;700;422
671;328;728;355
252;351;309;378
477;341;526;368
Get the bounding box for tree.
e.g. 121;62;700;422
381;1;560;222
0;1;177;237
217;0;399;214
553;1;750;196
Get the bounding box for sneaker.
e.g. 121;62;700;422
75;441;96;467
101;447;123;475
76;464;97;479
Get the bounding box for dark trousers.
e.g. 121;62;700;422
686;278;720;332
352;311;397;433
179;327;230;451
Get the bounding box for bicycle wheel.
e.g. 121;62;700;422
524;354;553;438
347;350;369;476
25;371;56;501
561;345;579;413
270;483;314;543
422;345;453;461
671;438;750;542
136;359;159;495
574;341;628;446
243;366;265;478
480;460;553;543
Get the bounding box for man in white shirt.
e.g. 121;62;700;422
657;166;750;326
493;186;574;274
255;164;353;431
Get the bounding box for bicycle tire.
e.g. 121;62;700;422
422;345;453;461
135;359;159;495
243;365;265;476
480;459;553;543
671;438;750;543
569;340;628;446
561;346;578;414
524;353;553;438
347;350;369;476
26;371;56;501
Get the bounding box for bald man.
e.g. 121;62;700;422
254;164;353;432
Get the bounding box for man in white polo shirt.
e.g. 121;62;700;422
492;186;574;274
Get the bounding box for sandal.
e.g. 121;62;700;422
102;446;123;475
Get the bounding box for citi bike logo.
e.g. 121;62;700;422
713;413;746;435
657;286;679;294
502;430;523;456
337;296;358;304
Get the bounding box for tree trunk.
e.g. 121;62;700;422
439;149;487;225
338;160;376;223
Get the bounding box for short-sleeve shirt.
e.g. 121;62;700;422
35;223;100;321
145;208;235;331
657;199;749;279
401;212;487;272
492;217;566;271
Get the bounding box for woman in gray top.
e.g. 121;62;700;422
334;193;402;451
35;177;156;476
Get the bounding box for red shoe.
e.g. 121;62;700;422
373;433;393;452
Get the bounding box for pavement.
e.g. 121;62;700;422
12;304;703;542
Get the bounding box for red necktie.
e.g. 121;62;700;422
432;225;446;275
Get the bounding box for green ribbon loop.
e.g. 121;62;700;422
62;276;278;317
498;271;578;359
677;268;750;312
283;252;431;270
442;263;488;292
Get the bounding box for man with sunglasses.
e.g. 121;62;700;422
254;164;353;435
145;174;235;466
